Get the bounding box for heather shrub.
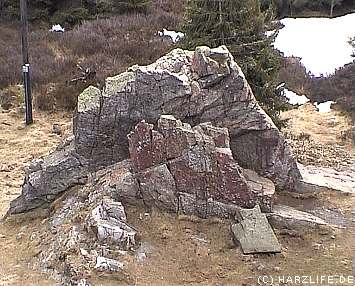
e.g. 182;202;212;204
113;0;152;14
0;3;181;111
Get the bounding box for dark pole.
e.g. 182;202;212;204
20;0;33;125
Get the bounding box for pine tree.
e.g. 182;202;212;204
182;0;287;127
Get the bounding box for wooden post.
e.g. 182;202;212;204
20;0;33;125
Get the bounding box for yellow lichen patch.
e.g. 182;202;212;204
105;71;136;96
77;85;101;113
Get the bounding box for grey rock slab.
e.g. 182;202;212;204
231;205;281;254
268;204;329;232
295;163;355;194
7;140;88;215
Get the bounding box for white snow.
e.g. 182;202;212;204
314;101;336;113
50;24;65;33
283;88;310;105
274;13;355;76
158;29;184;43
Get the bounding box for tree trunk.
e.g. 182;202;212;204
330;0;335;17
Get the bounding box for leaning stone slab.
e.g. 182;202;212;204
295;163;355;194
231;205;281;254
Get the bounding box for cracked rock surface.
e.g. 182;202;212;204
74;45;300;190
8;139;88;215
100;115;275;215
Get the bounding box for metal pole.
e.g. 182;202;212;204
20;0;33;125
218;0;225;45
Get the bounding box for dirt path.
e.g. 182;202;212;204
0;110;71;286
0;107;353;285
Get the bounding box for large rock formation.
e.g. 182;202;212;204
74;45;300;190
8;46;300;215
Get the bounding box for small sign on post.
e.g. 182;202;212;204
20;0;33;125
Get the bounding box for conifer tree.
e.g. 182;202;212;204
182;0;287;127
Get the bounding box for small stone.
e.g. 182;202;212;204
136;251;147;262
16;232;25;240
273;266;281;272
331;235;336;239
80;248;90;257
241;255;253;262
95;256;124;272
161;231;170;240
52;123;62;135
0;234;5;239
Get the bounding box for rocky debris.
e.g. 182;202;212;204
31;193;133;284
95;256;124;272
268;205;329;232
74;45;300;190
87;199;137;249
231;205;281;254
295;163;355;194
7;139;88;215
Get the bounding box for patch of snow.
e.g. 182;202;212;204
158;29;184;43
274;13;355;76
283;88;310;105
314;101;336;113
50;24;65;33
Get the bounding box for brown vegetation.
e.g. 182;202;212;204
0;0;185;110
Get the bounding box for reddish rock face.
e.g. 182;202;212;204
127;115;269;210
127;121;166;171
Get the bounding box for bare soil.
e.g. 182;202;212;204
0;106;353;286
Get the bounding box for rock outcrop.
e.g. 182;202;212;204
8;45;300;215
74;45;300;190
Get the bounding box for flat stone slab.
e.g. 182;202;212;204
268;205;328;231
295;163;355;194
231;205;281;254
